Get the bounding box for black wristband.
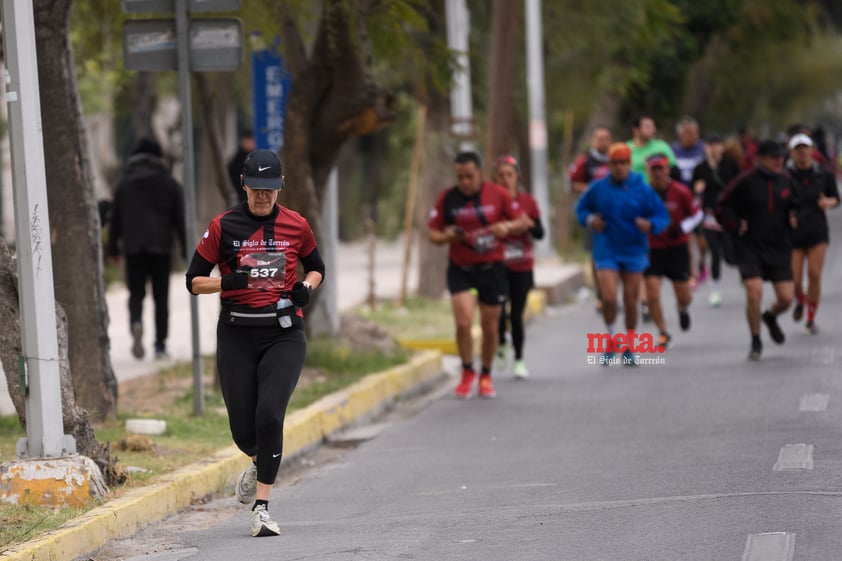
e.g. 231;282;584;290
221;272;248;291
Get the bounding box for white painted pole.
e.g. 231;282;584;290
1;0;75;457
445;0;475;152
525;0;555;257
175;0;204;415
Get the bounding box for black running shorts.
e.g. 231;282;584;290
737;251;793;282
447;261;508;306
644;244;690;282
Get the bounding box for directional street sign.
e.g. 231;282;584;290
122;0;240;13
123;18;243;71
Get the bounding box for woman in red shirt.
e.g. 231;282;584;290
494;155;544;378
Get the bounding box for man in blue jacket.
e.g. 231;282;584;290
576;143;670;365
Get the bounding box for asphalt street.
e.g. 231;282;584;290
90;212;842;561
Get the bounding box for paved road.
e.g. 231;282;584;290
89;211;842;560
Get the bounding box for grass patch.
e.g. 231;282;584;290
0;503;92;552
0;339;411;550
355;297;468;341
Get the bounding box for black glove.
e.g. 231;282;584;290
220;271;249;291
291;281;311;307
666;224;683;239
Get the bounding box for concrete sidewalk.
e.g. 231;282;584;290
0;238;582;414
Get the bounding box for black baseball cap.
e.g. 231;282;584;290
757;140;786;157
242;149;284;190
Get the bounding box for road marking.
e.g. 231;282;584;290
773;444;814;470
799;393;829;412
742;532;795;561
810;346;835;365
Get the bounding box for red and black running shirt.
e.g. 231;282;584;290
501;191;541;272
197;203;317;308
428;181;522;266
649;180;700;250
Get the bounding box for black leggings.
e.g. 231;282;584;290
703;229;723;281
217;319;306;485
498;269;534;360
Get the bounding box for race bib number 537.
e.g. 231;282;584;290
238;251;286;290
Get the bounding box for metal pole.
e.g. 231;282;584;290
445;0;475;153
1;0;75;458
525;0;555;257
175;0;204;415
320;166;340;336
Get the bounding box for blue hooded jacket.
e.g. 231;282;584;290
576;171;670;260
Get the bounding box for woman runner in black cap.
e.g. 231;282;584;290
186;149;325;537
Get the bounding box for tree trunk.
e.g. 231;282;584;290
34;0;117;421
415;97;451;299
0;239;101;459
276;1;397;335
131;72;157;141
484;0;520;169
195;72;239;217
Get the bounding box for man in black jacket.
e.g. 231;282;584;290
716;140;800;361
108;138;186;360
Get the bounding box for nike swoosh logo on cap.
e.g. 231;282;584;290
258;165;271;172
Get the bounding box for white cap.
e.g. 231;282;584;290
788;133;813;150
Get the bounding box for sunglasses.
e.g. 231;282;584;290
610;159;630;165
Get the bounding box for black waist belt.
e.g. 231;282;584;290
221;298;296;328
451;261;496;273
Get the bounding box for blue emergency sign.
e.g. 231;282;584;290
251;48;290;153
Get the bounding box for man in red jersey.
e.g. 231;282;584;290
643;154;703;350
428;151;528;399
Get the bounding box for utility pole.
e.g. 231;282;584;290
446;0;475;152
1;0;75;458
525;0;555;257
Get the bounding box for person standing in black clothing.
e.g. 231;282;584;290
691;133;740;307
786;133;840;334
227;130;256;204
108;137;185;360
716;140;800;360
186;149;325;537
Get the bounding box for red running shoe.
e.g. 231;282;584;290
478;374;497;399
454;369;476;399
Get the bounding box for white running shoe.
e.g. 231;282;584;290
236;463;257;505
494;342;510;373
251;504;280;537
708;291;721;308
512;359;529;379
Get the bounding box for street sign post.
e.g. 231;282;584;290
123;18;243;72
122;0;243;415
122;0;240;13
